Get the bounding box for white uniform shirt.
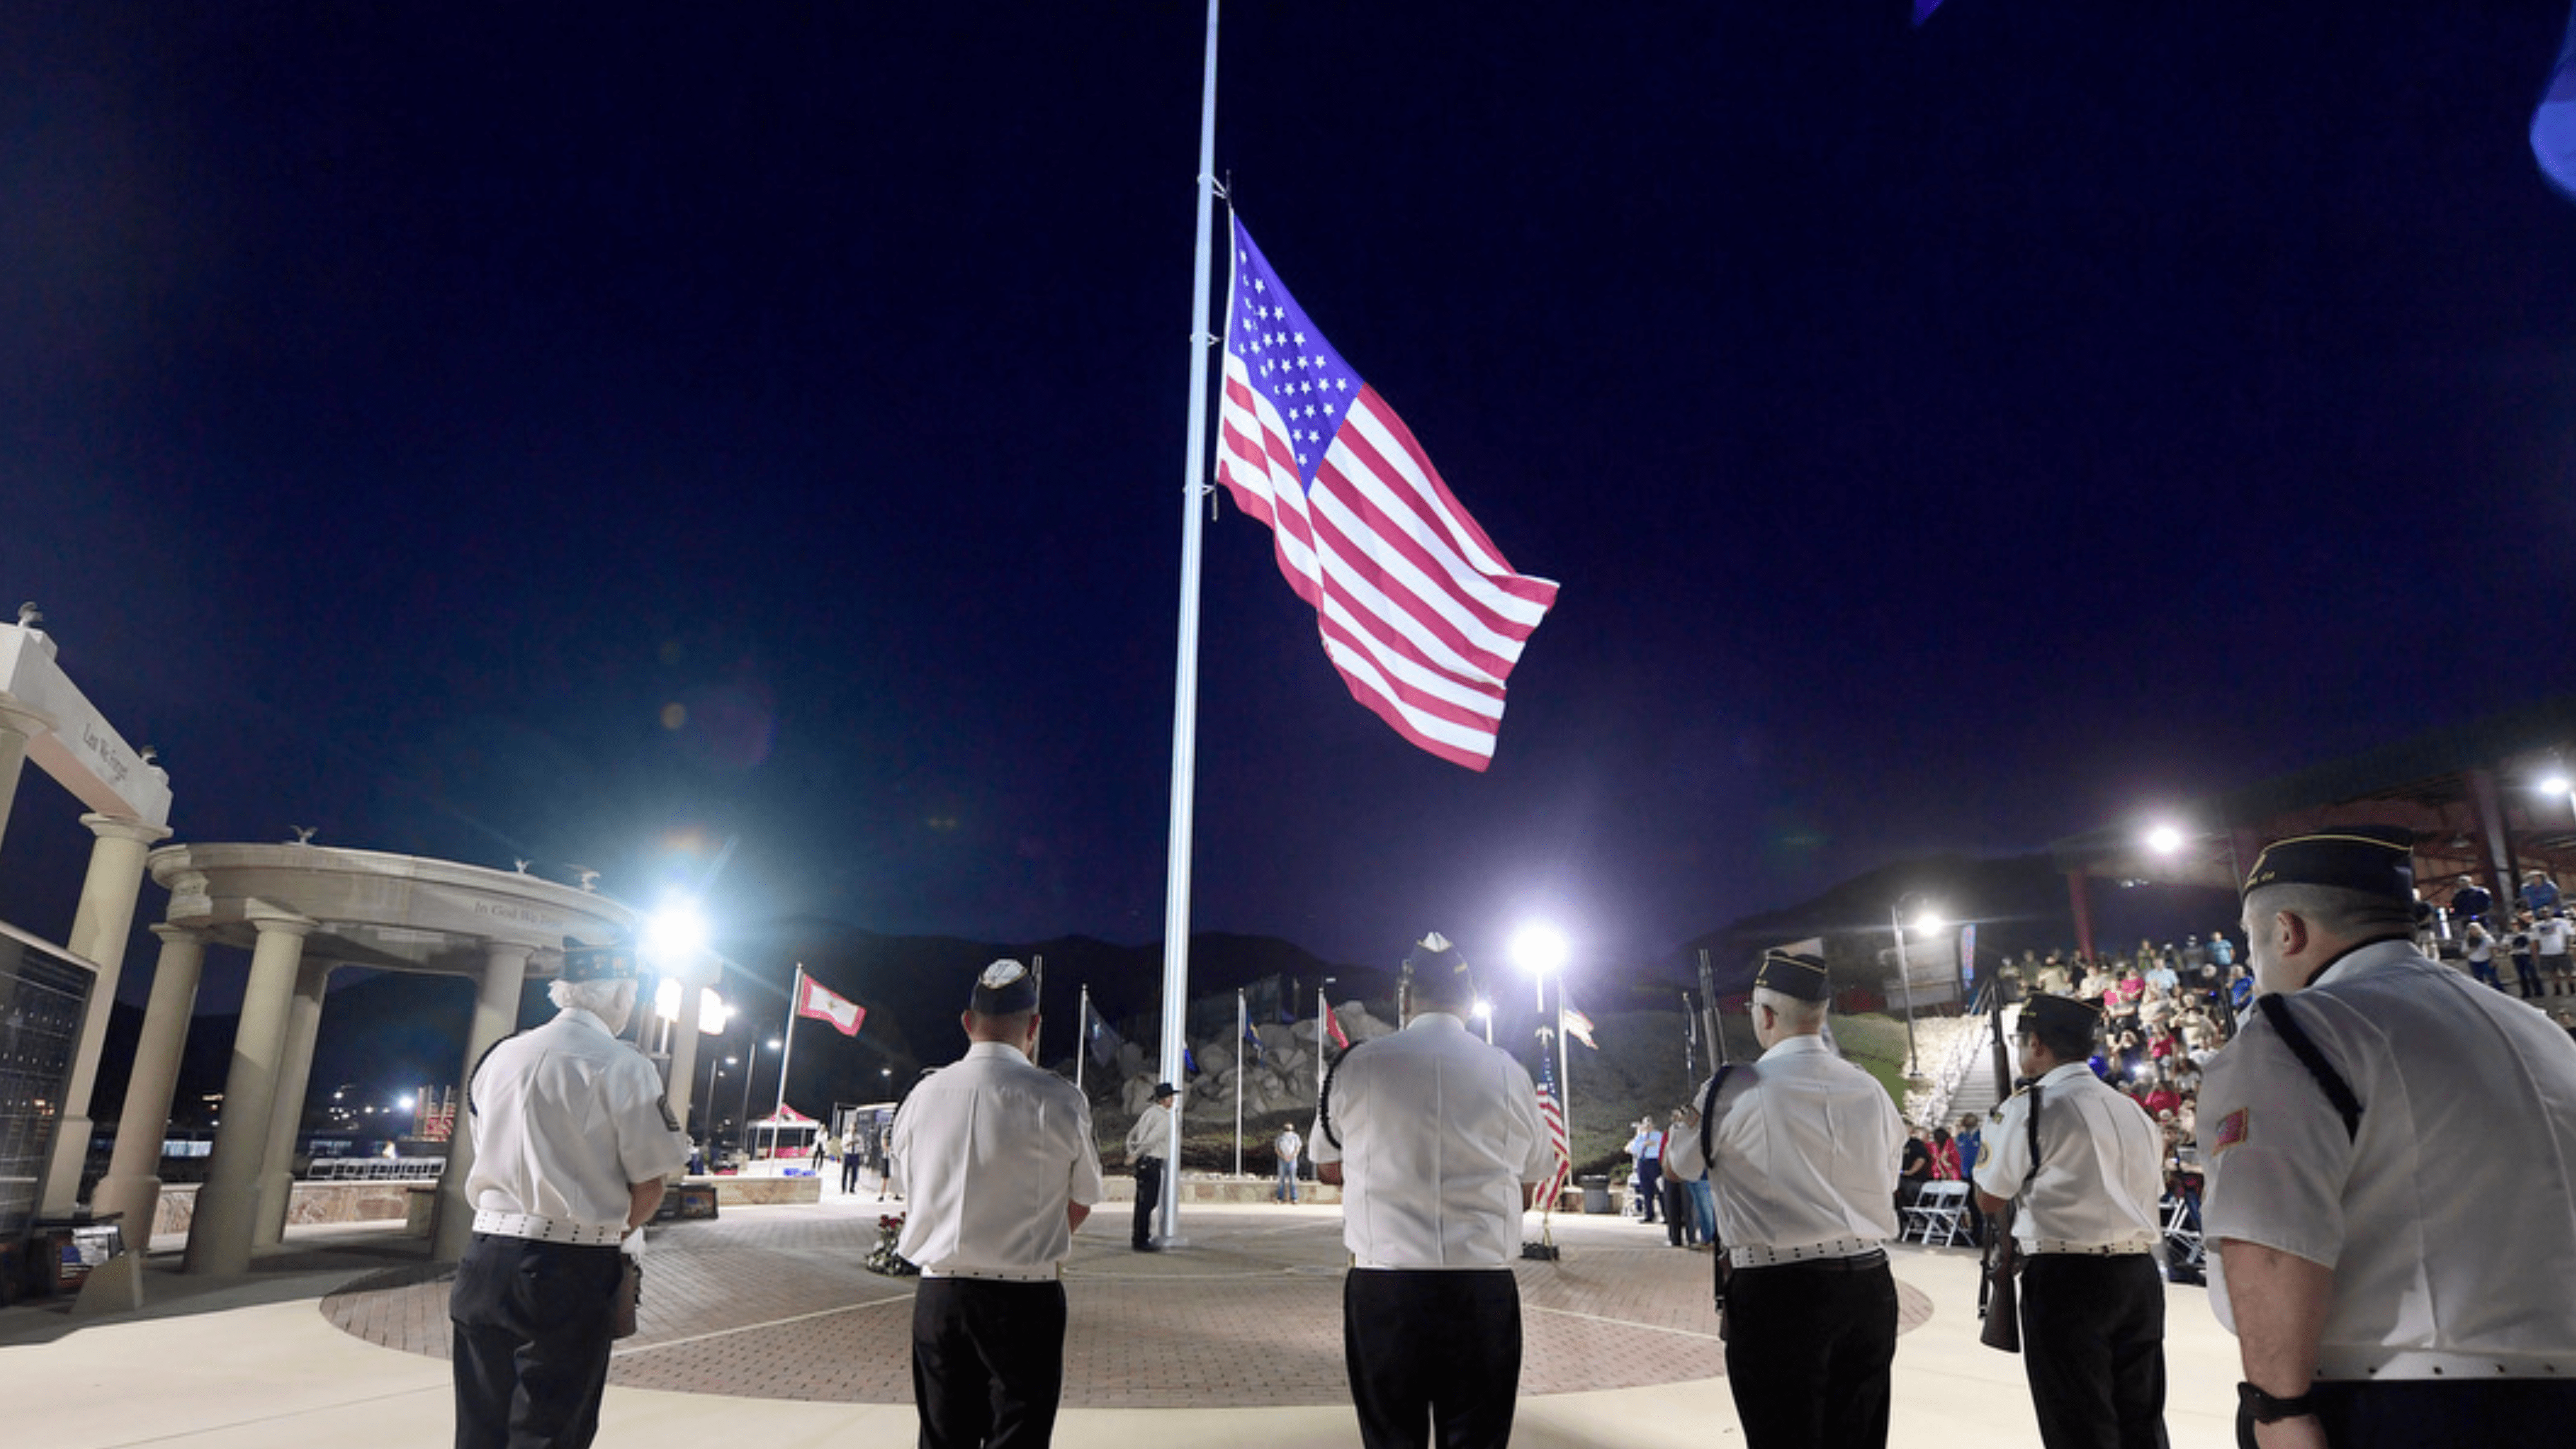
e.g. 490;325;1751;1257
1973;1061;2163;1252
1126;1100;1175;1163
1663;1034;1902;1252
890;1041;1105;1277
465;1008;689;1233
2537;916;2571;959
2201;940;2576;1378
1309;1012;1549;1269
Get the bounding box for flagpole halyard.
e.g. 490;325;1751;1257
1153;0;1224;1249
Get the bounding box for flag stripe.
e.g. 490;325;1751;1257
1211;217;1554;770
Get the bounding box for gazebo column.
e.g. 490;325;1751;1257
254;959;334;1247
93;925;209;1252
184;907;315;1276
433;942;532;1261
0;694;52;852
39;813;175;1213
665;983;706;1151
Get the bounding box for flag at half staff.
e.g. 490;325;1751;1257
1214;215;1558;771
795;975;866;1036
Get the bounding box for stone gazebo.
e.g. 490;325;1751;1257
90;844;694;1274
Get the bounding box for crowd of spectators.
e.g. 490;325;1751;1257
2433;867;2571;1001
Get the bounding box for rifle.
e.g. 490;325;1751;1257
1978;982;2031;1353
1694;1062;1738;1340
1696;950;1728;1068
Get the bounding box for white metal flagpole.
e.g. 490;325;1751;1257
1076;983;1090;1094
773;963;800;1131
1154;0;1223;1250
1235;989;1246;1178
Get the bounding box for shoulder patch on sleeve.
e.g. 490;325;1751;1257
658;1094;682;1133
2212;1106;2249;1152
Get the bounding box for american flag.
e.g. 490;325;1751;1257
1535;1050;1572;1209
1213;216;1557;771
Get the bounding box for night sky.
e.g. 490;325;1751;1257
6;3;2575;998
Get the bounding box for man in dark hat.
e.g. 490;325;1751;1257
1971;991;2168;1449
1311;931;1550;1449
451;938;690;1449
2202;828;2576;1447
1124;1079;1179;1251
1664;948;1905;1449
889;958;1104;1448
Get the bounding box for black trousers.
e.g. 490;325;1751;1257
842;1153;862;1193
1662;1180;1694;1245
1344;1267;1520;1449
1723;1255;1899;1449
1636;1157;1662;1220
912;1278;1067;1449
450;1233;624;1449
1132;1157;1164;1245
2019;1254;2168;1449
2234;1378;2576;1448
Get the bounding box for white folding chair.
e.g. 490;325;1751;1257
1915;1180;1971;1247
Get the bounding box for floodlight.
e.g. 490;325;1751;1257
1510;923;1569;976
2146;824;2184;855
641;896;711;967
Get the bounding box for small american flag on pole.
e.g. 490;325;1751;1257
1535;1049;1572;1209
1214;216;1557;771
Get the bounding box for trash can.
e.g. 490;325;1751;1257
28;1212;124;1296
1578;1174;1611;1215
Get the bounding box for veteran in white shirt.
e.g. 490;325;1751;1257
890;960;1105;1448
452;938;689;1449
1666;949;1903;1449
2203;828;2576;1448
1312;932;1549;1449
1973;992;2168;1449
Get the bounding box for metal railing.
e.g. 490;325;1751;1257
307;1156;446;1182
1913;976;2003;1128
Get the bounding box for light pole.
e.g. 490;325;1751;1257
705;1053;734;1135
1511;923;1572;1130
1889;895;1942;1078
1471;998;1494;1045
741;1038;781;1158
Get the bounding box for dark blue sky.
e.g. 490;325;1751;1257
5;2;2573;992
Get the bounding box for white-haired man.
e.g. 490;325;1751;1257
451;938;688;1449
1666;949;1904;1449
2204;828;2576;1447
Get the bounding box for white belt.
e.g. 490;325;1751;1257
473;1209;625;1247
1728;1238;1884;1268
2030;1236;2160;1257
2317;1345;2574;1381
923;1266;1059;1283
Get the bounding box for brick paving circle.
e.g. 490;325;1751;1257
323;1202;1937;1407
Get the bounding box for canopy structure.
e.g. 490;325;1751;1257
2049;695;2576;956
748;1103;820;1163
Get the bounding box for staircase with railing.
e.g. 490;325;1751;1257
1908;977;2020;1128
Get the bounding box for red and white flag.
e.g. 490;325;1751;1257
1535;1066;1572;1209
795;975;865;1036
1214;216;1557;771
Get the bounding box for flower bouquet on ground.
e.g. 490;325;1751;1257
865;1213;918;1277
